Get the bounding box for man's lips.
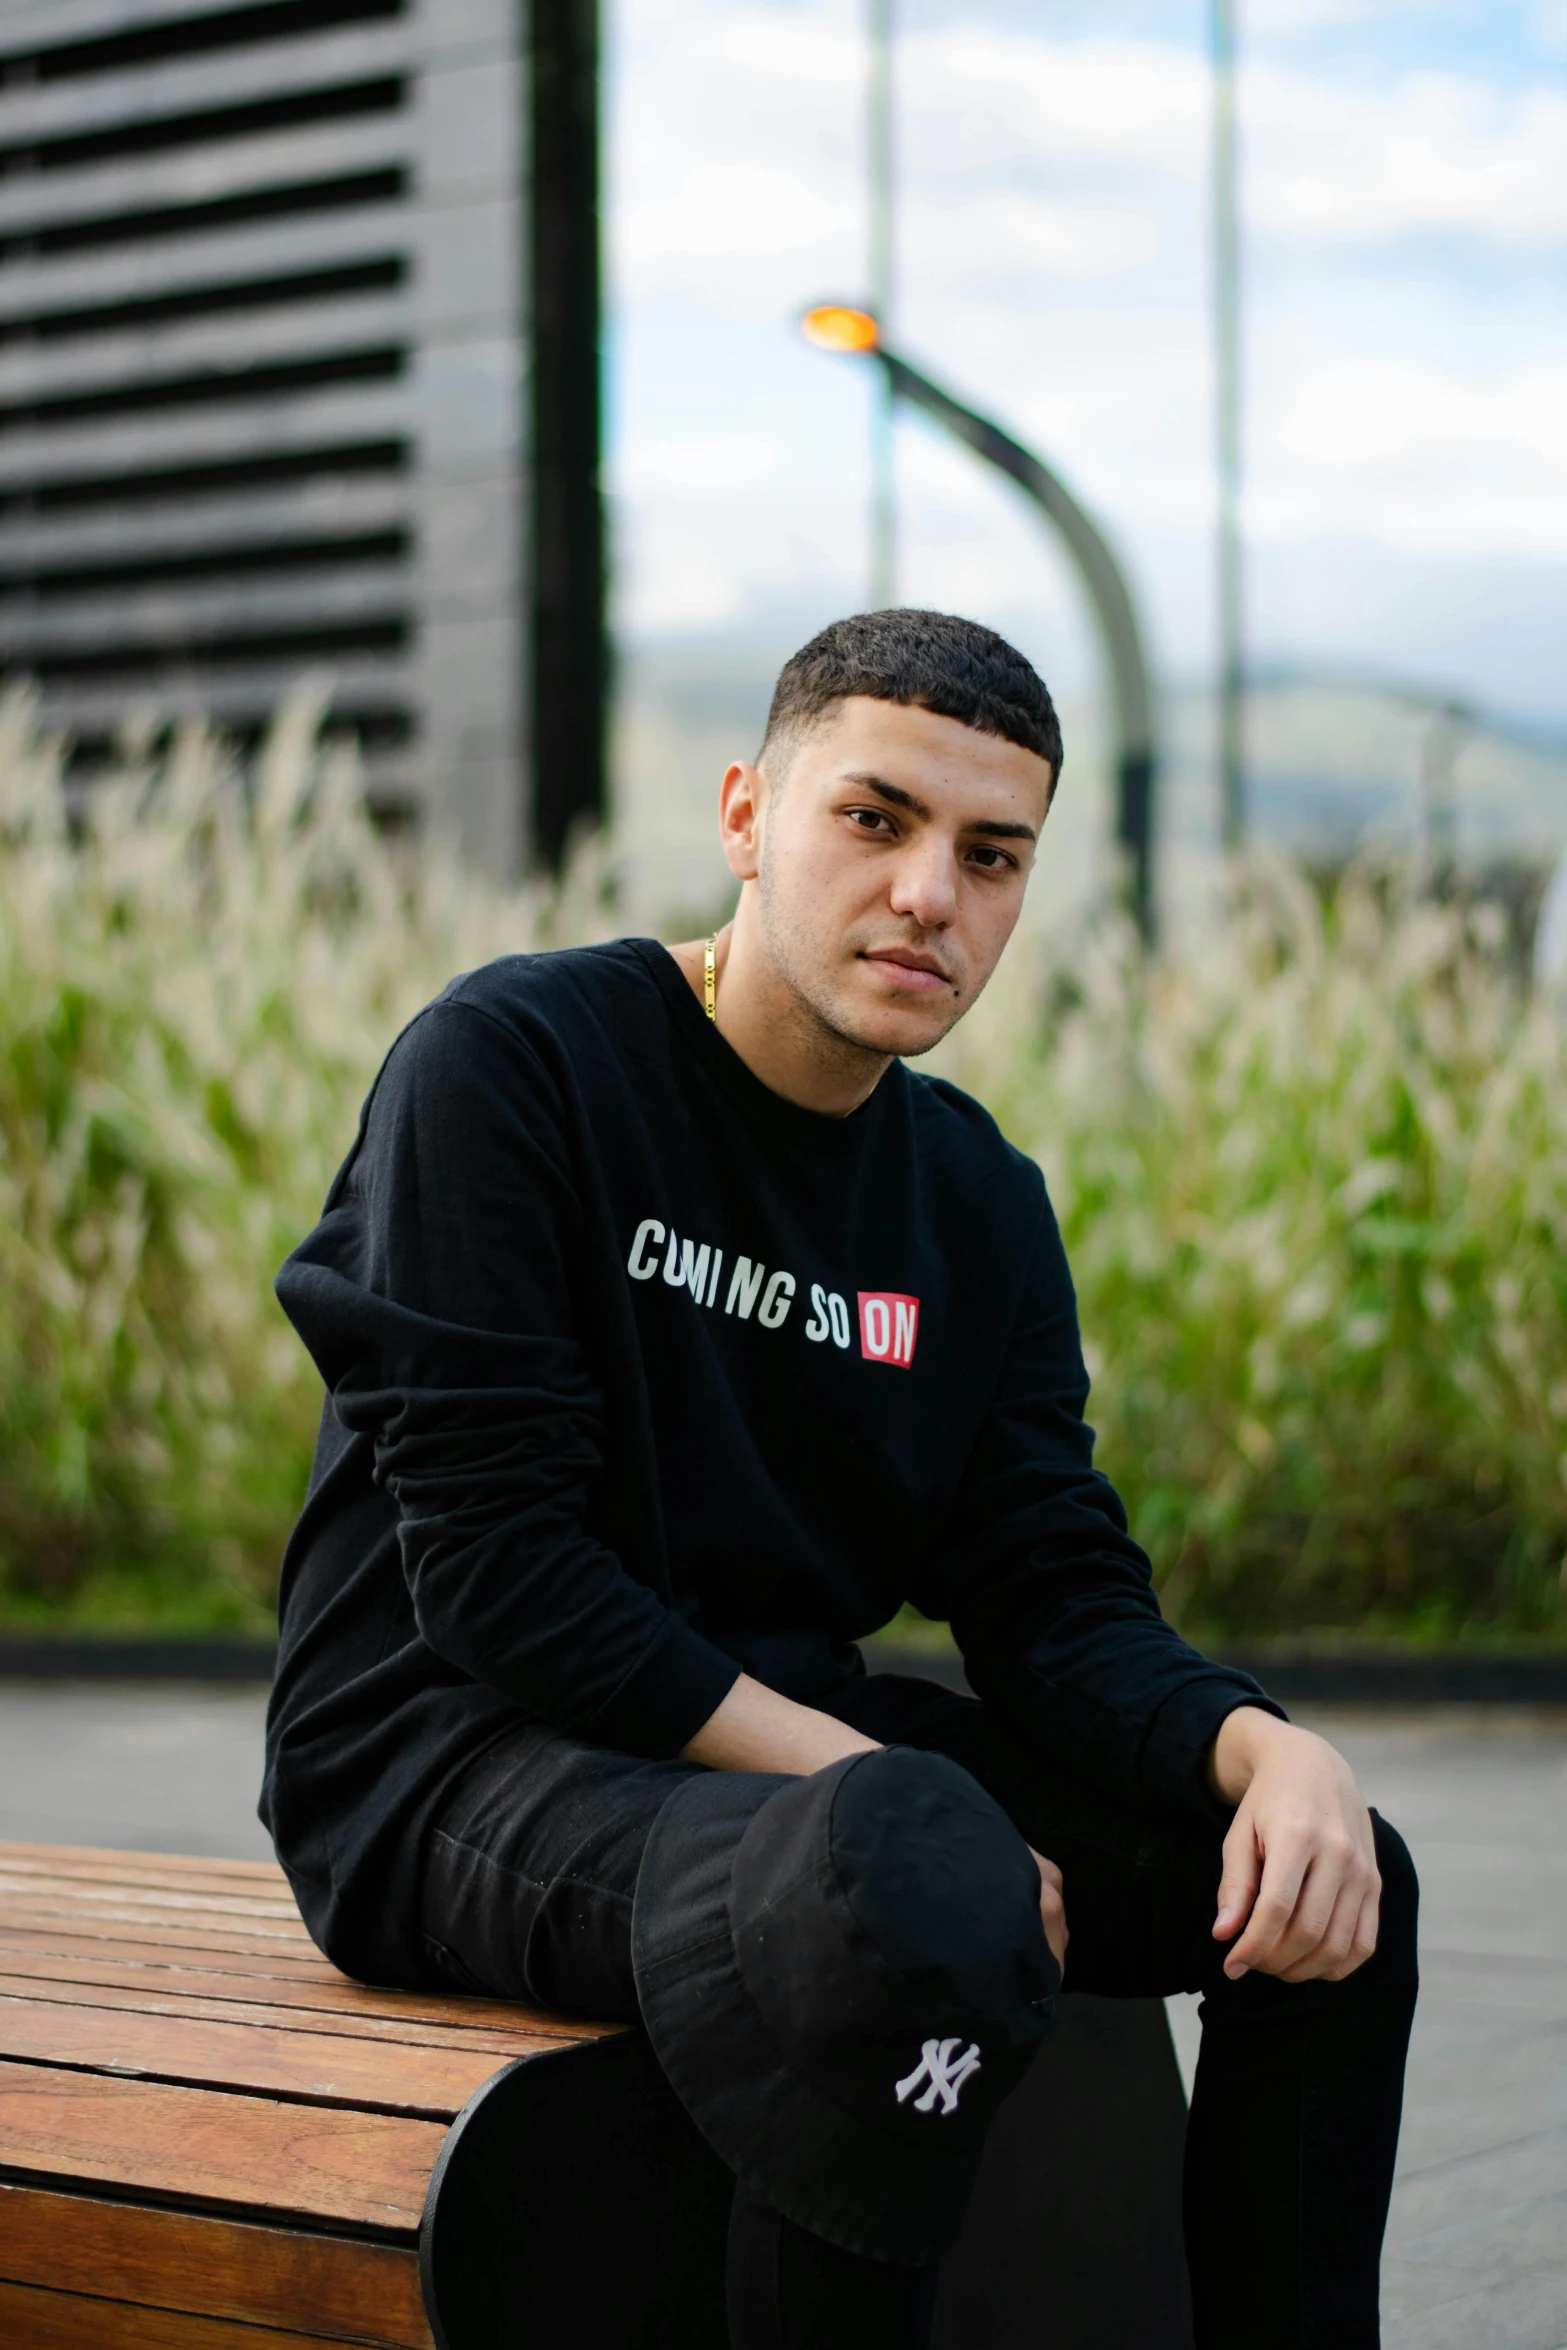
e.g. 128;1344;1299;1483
859;946;955;993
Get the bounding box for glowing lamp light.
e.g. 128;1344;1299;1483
800;304;880;355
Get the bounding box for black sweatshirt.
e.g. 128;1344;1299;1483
262;941;1275;1982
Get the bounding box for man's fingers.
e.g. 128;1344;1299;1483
1317;1877;1366;1973
1224;1841;1309;1978
1315;1870;1381;1983
1275;1876;1362;1983
1040;1890;1068;1974
1038;1883;1069;1976
1213;1816;1262;1947
1351;1881;1382;1966
1264;1856;1346;1976
1254;1855;1384;1983
1028;1847;1068;1977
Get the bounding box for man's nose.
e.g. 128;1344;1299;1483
887;839;959;929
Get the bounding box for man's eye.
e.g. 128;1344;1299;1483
969;846;1016;871
848;809;891;831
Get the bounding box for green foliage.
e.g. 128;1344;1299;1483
933;863;1567;1640
0;690;599;1629
1;690;1562;1638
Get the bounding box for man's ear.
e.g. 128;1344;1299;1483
719;761;766;883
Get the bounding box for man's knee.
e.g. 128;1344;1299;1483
1369;1810;1418;1985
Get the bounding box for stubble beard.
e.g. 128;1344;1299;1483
755;859;964;1072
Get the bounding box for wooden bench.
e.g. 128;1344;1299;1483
0;1842;1194;2348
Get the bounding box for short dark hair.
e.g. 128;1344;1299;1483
759;608;1063;781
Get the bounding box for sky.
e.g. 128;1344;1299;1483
604;0;1567;732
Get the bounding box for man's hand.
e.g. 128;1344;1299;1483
1028;1848;1069;1978
1208;1707;1381;1984
680;1672;881;1776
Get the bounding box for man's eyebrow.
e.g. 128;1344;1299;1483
839;770;1037;843
965;816;1038;841
841;771;931;820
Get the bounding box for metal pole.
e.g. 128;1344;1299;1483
1420;701;1469;886
867;0;896;608
1212;0;1245;851
877;347;1157;941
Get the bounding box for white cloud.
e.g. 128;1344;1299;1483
1257;353;1567;554
1244;65;1567;246
897;31;1205;180
615;11;1567;344
614;19;1209;321
1246;0;1455;31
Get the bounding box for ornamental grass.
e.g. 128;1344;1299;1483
0;687;607;1630
935;859;1567;1641
1;689;1563;1639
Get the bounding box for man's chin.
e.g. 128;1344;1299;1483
825;991;960;1063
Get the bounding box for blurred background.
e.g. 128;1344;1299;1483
0;0;1563;1648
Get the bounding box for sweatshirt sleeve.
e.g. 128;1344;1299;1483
916;1172;1283;1817
275;998;741;1757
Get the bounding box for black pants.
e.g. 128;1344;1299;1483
418;1674;1418;2350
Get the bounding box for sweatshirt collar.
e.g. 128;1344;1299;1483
631;939;899;1156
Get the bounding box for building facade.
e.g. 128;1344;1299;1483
0;0;601;872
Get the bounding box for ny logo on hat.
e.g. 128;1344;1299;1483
894;2037;982;2116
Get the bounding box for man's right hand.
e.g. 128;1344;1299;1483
679;1671;882;1777
1029;1847;1069;1977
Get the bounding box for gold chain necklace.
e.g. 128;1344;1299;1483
703;933;718;1021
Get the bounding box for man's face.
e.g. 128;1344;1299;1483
729;696;1054;1060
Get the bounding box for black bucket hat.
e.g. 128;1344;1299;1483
631;1746;1058;2265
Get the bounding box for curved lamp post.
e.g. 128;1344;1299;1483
802;304;1158;942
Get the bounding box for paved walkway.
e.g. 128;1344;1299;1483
1;1686;1563;2346
0;1681;275;1861
1331;1708;1567;2350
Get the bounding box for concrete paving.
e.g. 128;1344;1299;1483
0;1681;274;1861
1;1686;1563;2347
1329;1709;1567;2350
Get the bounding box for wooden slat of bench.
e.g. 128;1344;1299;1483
0;1971;558;2058
0;1861;291;1898
0;1855;290;1897
0;1996;536;2118
0;2277;408;2350
0;1900;314;1948
0;1945;606;2039
0;1934;606;2035
0;1898;312;1936
0;1876;311;1926
0;1843;286;1884
0;2184;433;2349
0;1922;347;1974
0;1879;307;1917
0;2061;443;2231
0;1860;299;1902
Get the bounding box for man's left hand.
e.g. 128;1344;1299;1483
1208;1707;1382;1984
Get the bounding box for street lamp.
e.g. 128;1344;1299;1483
803;304;1159;942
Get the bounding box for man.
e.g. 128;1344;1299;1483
264;610;1416;2350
